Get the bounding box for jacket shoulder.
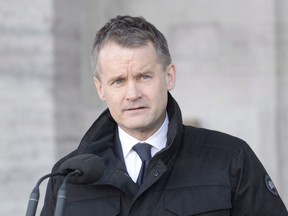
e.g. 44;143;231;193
183;126;246;155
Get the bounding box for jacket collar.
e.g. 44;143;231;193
77;92;183;164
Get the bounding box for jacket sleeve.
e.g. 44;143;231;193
231;142;288;215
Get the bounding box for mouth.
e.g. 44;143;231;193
124;106;148;113
126;107;146;111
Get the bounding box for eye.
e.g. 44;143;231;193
141;74;152;80
111;78;124;86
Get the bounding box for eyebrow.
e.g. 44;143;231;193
137;70;154;76
107;74;126;84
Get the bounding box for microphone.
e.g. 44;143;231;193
25;154;105;216
54;154;105;216
25;171;66;216
59;153;105;184
53;170;80;216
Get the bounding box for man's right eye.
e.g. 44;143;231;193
112;79;124;86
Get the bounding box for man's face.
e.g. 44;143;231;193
94;41;176;140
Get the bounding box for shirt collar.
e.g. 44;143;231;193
118;113;169;158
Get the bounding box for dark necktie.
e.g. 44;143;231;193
132;143;152;186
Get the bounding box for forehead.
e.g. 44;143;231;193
97;41;160;73
99;41;158;61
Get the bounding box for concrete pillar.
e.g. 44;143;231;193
0;1;55;215
276;0;288;206
53;0;86;157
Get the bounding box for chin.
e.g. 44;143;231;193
130;123;149;131
125;121;151;131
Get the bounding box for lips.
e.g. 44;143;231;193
128;106;145;110
123;106;148;113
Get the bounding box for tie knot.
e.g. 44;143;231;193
132;143;152;162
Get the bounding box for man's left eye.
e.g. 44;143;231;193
142;75;151;80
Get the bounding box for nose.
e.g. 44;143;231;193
126;81;142;101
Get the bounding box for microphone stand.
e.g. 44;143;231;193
54;170;81;216
26;172;62;216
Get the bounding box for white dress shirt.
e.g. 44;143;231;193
118;113;169;182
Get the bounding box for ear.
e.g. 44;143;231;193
94;77;106;101
166;64;176;91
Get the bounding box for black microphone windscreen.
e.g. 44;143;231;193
59;154;105;184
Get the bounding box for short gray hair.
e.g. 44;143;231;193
91;15;172;79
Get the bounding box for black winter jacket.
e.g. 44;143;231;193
41;93;288;216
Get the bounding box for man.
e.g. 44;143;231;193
41;15;288;215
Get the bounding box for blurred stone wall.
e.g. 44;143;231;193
0;0;287;215
276;0;288;205
0;0;55;215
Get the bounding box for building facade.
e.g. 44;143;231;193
0;0;287;215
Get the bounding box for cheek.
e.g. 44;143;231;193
105;94;123;111
148;83;168;106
